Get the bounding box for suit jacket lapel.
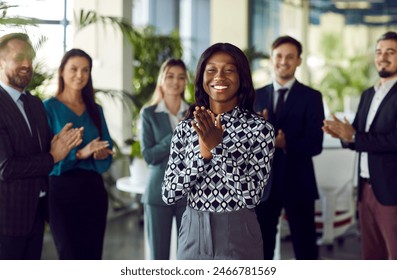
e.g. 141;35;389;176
370;81;397;129
153;111;173;133
358;88;374;131
265;85;276;124
0;86;32;136
268;86;275;113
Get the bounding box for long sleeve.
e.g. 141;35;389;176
91;106;113;173
140;107;173;166
44;98;113;175
345;87;397;153
162;107;275;212
0;92;54;180
0;123;54;180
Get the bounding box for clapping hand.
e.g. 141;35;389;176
261;108;269;120
50;123;84;163
191;106;224;159
322;114;355;142
76;137;111;160
93;147;114;160
275;129;286;149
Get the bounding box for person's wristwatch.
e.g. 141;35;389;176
351;132;356;142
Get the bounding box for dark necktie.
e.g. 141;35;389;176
19;94;40;148
275;88;288;118
19;94;46;194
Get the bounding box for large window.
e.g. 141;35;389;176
250;0;397;112
250;0;280;60
2;0;73;70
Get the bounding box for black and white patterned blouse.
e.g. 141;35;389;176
162;106;275;212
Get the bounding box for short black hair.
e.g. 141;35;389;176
377;31;397;43
271;35;302;57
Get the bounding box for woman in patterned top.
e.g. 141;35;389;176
162;43;275;259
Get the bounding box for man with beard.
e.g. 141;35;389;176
254;36;324;259
323;31;397;259
0;33;83;259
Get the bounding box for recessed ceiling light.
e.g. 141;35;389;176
364;15;393;23
334;1;371;9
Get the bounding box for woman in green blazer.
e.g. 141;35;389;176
139;59;189;259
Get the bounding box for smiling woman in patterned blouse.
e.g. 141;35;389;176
162;43;275;260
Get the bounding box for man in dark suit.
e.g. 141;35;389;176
323;31;397;260
0;33;83;259
254;36;324;260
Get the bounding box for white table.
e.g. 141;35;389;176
116;176;146;194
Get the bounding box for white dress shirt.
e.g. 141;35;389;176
272;78;296;108
360;77;397;178
155;99;189;130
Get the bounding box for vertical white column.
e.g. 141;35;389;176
73;0;133;148
301;0;309;84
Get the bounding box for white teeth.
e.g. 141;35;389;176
213;85;227;90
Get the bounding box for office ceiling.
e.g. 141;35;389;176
309;0;397;25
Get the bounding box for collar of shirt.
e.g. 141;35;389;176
374;76;397;92
273;78;296;93
217;105;242;122
272;79;295;108
0;80;24;103
155;99;189;118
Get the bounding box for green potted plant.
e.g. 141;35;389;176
312;32;376;113
126;139;149;186
128;139;142;159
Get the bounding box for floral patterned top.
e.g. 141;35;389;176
162;106;275;212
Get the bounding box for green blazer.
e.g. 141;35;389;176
140;104;186;206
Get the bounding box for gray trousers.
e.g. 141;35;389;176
177;206;263;260
144;203;186;260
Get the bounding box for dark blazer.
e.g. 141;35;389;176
255;80;324;202
0;86;54;236
140;104;185;206
344;82;397;205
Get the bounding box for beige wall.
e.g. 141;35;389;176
73;0;133;91
210;0;249;49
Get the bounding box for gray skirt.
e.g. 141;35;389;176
177;206;263;260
